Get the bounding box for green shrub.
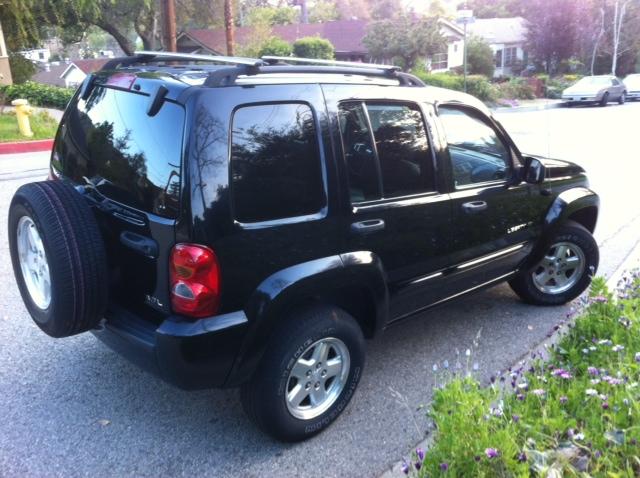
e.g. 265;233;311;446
412;71;498;102
495;78;536;100
0;81;74;110
8;53;37;84
466;36;495;78
258;37;293;57
293;37;335;60
406;274;640;476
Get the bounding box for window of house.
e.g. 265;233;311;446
495;49;503;68
432;52;448;70
438;106;511;188
339;102;434;203
230;103;325;223
504;47;518;67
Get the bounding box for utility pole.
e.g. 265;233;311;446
225;0;235;56
162;0;177;52
456;9;475;93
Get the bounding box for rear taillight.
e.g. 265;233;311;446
170;244;220;318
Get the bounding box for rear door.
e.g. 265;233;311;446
323;85;452;322
434;104;536;290
52;84;184;317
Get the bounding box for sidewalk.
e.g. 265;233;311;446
491;98;563;113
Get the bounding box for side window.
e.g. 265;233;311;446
231;103;325;223
339;102;433;203
438;106;511;188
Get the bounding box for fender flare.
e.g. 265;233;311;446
525;187;599;267
224;251;388;387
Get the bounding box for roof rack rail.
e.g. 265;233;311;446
134;50;265;67
261;56;400;72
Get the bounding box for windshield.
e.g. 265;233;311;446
575;77;611;87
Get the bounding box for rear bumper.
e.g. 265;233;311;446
627;91;640;99
92;305;249;390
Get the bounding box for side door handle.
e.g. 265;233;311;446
351;219;385;235
462;200;488;214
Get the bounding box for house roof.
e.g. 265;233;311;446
467;17;527;44
69;58;111;74
31;64;68;87
180;19;369;54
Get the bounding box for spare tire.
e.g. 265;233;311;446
8;180;108;338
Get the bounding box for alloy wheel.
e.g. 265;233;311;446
16;216;51;310
532;241;585;295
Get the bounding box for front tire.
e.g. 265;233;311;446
619;92;626;104
600;92;609;106
509;221;599;306
241;305;365;442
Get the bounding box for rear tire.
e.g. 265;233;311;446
241;305;365;442
509;221;598;306
618;92;626;104
8;180;108;338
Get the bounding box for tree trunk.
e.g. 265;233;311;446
591;7;605;75
96;20;134;56
224;0;235;56
611;0;629;75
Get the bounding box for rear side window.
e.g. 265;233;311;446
55;86;184;218
230;103;325;223
339;102;433;203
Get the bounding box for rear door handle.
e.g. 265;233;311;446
462;201;488;214
351;219;385;235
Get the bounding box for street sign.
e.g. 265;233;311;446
456;9;475;24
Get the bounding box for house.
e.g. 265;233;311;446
430;18;464;72
178;20;369;62
467;17;527;77
59;58;110;88
19;48;51;64
32;59;110;89
178;18;468;72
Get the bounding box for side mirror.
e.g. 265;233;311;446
523;156;546;184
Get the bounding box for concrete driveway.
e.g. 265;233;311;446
1;102;640;477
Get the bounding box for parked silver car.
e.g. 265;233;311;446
562;75;626;106
623;74;640;100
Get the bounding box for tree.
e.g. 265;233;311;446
8;53;36;84
466;36;495;77
523;0;582;74
457;0;522;18
245;6;299;26
293;37;335;59
610;0;631;74
363;16;446;70
309;1;341;23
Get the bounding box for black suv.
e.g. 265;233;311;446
8;52;599;442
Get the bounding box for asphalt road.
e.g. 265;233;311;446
1;102;640;478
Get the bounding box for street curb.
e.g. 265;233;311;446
491;101;563;114
378;237;640;478
0;139;53;155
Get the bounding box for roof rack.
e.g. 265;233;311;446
133;50;265;67
261;56;400;72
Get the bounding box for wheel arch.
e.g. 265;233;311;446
224;251;389;387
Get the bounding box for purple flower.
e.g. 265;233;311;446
416;448;425;461
440;462;449;471
401;461;409;475
560;395;568;404
414;460;421;471
587;366;599;376
532;388;545;397
516;393;525;401
593;295;608;303
602;402;609;410
512;414;520;423
485;448;499;459
474;455;481;462
635;352;640;363
517;452;527;463
594;450;602;459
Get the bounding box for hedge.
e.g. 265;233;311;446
0;81;75;110
412;71;499;102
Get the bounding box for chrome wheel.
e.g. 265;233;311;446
16;216;51;310
285;337;350;420
532;241;585;295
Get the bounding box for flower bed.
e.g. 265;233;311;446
405;274;640;476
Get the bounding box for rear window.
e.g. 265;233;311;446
54;86;184;218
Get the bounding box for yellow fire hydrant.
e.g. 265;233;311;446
11;99;34;138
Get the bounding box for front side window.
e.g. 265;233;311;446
438;106;511;188
339;102;433;203
230;103;325;223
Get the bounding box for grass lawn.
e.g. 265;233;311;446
405;274;640;477
0;111;59;142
